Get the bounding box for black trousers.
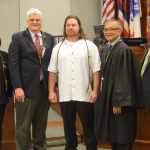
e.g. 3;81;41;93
0;104;6;147
60;101;97;150
111;142;133;150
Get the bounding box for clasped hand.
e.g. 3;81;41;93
113;106;121;115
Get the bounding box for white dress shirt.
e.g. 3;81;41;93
48;39;101;102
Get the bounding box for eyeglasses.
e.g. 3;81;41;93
103;28;120;32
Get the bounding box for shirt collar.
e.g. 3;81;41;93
64;39;83;45
29;30;42;38
109;37;121;47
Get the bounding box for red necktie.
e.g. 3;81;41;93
35;34;42;63
35;34;43;80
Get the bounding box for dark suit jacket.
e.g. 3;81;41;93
0;50;12;104
8;29;54;98
141;51;150;108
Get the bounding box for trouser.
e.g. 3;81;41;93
60;101;97;150
0;104;6;148
15;82;50;150
111;142;133;150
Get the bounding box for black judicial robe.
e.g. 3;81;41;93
94;40;144;144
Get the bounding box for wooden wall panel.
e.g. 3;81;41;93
141;0;147;36
2;99;15;150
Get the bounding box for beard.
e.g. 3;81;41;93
66;29;79;37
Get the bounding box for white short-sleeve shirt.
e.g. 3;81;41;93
48;39;101;102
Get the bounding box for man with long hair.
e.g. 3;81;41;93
48;15;100;150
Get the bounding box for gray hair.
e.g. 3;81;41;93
26;8;43;20
105;19;123;32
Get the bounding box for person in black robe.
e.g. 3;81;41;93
0;39;12;149
94;19;144;150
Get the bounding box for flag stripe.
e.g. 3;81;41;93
102;0;115;24
118;0;129;37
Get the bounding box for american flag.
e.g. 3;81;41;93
118;0;129;37
129;0;142;37
102;0;115;24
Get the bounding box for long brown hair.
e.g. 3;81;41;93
63;15;86;39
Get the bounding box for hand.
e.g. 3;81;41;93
15;88;25;102
90;90;97;103
48;91;58;103
113;106;121;115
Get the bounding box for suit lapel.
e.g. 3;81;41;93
24;30;37;52
141;50;150;73
106;41;121;64
141;52;147;68
24;30;51;64
24;30;40;63
145;56;150;72
42;33;50;60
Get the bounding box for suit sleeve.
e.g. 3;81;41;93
8;34;23;89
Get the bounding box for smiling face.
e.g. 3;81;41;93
27;13;42;34
103;20;122;43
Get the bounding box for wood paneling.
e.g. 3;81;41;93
2;99;15;150
130;46;145;64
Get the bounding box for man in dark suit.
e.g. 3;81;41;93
141;47;150;111
8;8;54;150
94;19;144;150
0;38;12;149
